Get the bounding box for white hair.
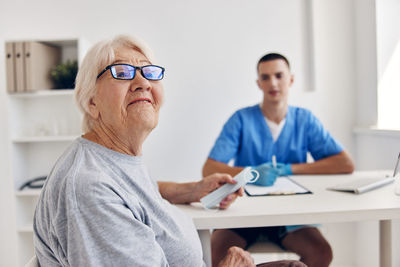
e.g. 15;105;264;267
74;35;155;133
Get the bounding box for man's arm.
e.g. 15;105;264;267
304;110;355;174
203;150;354;177
291;151;354;174
202;158;244;177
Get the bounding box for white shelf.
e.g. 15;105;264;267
5;38;87;266
12;135;79;143
353;126;400;138
9;89;74;98
17;225;33;233
15;189;41;197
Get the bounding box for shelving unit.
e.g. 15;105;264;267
12;135;78;143
5;38;88;266
15;189;41;197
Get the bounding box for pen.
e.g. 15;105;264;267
272;155;277;168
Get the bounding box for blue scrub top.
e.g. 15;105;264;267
209;105;343;166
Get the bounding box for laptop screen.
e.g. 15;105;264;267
393;152;400;177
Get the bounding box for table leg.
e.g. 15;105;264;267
198;229;212;267
380;220;392;267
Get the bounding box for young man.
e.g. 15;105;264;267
203;53;354;267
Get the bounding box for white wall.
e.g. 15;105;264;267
0;0;356;181
0;0;357;178
376;0;400;129
353;0;400;266
376;0;400;80
0;37;17;267
0;1;18;265
0;0;386;266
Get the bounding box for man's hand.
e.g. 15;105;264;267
217;246;255;267
198;173;244;209
252;162;292;186
253;163;279;186
274;163;292;176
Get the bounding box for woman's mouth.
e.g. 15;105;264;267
128;98;152;106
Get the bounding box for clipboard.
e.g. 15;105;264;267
245;176;312;196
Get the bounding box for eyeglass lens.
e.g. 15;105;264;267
110;65;164;80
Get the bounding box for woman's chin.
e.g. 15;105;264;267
129;112;158;131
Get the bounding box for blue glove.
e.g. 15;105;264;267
274;163;293;176
252;163;279;186
252;162;292;186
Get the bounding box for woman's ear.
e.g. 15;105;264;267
88;97;100;119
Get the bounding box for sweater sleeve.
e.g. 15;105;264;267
62;181;169;267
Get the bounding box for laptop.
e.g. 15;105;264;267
327;153;400;194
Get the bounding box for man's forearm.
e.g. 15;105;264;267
202;158;243;177
291;151;354;174
158;181;200;204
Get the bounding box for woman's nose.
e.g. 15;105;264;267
130;70;151;91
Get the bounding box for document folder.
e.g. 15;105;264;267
24;41;61;91
14;42;26;92
5;42;16;93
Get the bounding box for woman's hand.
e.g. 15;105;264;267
197;173;244;209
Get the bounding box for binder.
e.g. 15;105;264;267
14;42;26;93
5;42;16;93
24;41;61;92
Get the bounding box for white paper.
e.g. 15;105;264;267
245;177;309;196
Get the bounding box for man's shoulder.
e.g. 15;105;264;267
289;106;315;119
224;104;261;126
289;105;311;113
233;104;260;116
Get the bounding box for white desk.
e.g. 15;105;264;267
176;171;400;267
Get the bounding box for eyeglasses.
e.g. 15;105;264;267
97;64;165;81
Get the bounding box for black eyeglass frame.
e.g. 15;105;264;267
96;63;165;81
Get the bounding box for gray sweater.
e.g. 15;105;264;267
33;138;204;267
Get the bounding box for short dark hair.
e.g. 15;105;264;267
257;53;290;71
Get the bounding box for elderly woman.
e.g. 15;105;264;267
33;35;306;267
